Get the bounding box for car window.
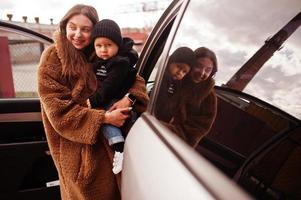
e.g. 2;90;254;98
154;0;300;149
174;1;301;119
151;0;300;198
0;28;49;98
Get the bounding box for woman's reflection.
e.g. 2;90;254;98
164;47;218;148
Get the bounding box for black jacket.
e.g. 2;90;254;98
155;72;182;122
89;37;138;108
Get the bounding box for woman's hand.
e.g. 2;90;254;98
104;107;131;127
108;96;132;112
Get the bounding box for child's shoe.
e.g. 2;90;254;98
112;151;123;174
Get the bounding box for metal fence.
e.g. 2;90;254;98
9;41;47;97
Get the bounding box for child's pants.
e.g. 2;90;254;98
102;124;125;145
102;100;125;145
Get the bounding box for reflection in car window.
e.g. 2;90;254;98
153;0;300;199
169;0;300;153
155;46;218;148
0;30;49;98
174;0;301;119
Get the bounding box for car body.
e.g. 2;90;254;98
0;0;300;199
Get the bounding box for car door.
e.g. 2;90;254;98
121;0;251;199
123;0;300;199
0;21;60;199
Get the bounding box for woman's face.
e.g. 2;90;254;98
168;62;191;81
190;57;213;83
66;14;93;50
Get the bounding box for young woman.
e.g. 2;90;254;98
38;4;148;200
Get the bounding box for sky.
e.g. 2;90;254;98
0;0;171;28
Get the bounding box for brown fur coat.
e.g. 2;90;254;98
168;78;217;148
38;32;148;200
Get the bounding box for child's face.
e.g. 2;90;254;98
94;37;119;60
168;62;190;81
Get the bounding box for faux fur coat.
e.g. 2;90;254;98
168;78;217;148
38;32;149;200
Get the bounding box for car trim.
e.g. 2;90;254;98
0;140;47;147
0;98;41;113
0;21;53;44
137;0;184;77
145;0;189;113
215;86;300;123
0;112;41;122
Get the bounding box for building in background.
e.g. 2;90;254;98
1;0;172;53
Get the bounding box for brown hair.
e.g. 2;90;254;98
59;4;99;80
194;47;218;78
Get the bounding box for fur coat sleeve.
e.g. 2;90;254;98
171;78;217;148
128;75;150;113
38;45;105;145
174;91;217;148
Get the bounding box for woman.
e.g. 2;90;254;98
170;47;218;148
38;4;148;200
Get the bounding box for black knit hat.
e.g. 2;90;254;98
91;19;123;48
169;47;196;68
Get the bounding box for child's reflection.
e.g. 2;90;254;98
156;47;196;122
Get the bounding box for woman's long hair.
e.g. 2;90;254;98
194;47;218;78
58;4;99;81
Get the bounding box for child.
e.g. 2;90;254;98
155;47;196;122
89;19;138;174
